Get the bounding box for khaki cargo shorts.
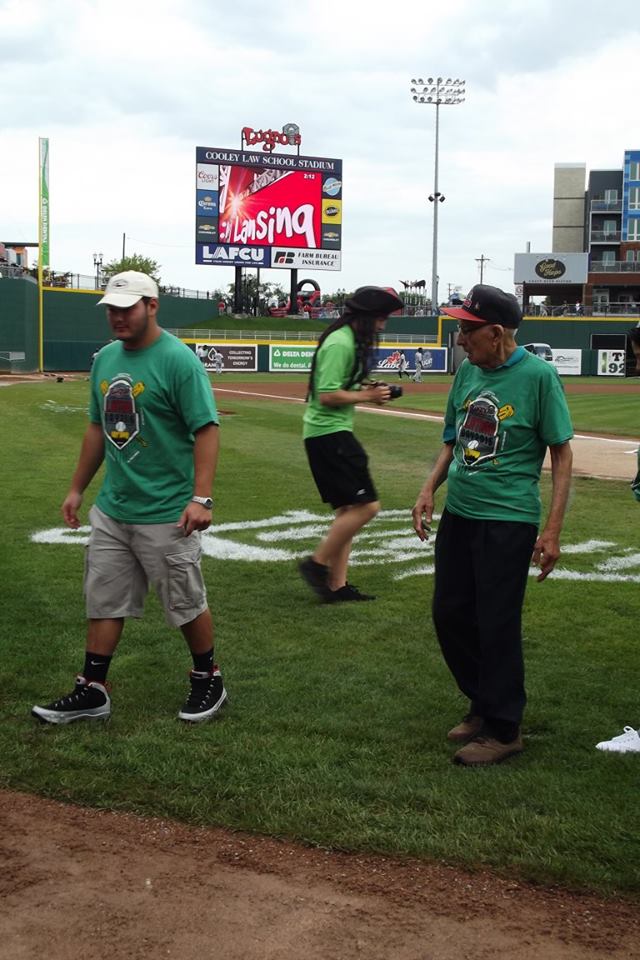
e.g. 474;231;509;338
84;505;208;628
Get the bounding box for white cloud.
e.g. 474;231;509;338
1;0;638;298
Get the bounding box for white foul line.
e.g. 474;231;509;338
213;388;444;422
213;387;640;439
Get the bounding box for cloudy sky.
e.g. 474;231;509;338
2;0;639;303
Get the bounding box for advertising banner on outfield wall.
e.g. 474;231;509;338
550;349;582;376
187;342;258;372
269;345;315;371
374;347;447;374
597;349;626;376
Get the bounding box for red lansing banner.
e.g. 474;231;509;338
219;166;322;249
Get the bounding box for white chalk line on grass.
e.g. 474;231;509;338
213;388;444;422
30;511;640;583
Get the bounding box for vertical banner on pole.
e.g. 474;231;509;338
39;137;50;268
38;137;49;372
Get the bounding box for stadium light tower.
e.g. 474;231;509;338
410;77;465;315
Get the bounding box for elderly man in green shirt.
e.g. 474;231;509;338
413;284;573;766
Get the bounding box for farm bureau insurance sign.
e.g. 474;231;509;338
30;510;638;584
195;146;342;271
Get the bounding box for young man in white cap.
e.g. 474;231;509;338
412;284;573;766
299;285;403;602
33;271;225;725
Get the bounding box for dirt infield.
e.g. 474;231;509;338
3;789;639;960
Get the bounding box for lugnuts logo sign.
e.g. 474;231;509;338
242;123;302;153
535;258;566;280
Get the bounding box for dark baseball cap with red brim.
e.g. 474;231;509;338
345;286;403;316
443;284;522;329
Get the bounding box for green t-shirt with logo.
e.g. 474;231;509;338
89;331;218;523
442;348;573;525
303;325;361;439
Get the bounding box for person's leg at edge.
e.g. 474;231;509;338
312;501;380;590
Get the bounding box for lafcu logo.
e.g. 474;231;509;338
203;245;267;264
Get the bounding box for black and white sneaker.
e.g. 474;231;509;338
32;676;111;725
324;583;376;603
178;667;227;723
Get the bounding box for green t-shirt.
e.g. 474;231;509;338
303;325;361;439
89;331;218;523
443;347;573;525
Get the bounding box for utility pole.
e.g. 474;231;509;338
475;254;490;284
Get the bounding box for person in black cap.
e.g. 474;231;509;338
299;285;403;602
412;284;574;766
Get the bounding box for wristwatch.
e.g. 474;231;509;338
191;495;214;510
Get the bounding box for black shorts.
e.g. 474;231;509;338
304;431;378;509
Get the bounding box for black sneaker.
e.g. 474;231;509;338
32;676;111;725
178;667;227;723
324;583;376;603
298;556;330;598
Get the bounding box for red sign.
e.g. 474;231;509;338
242;125;301;153
219;166;321;249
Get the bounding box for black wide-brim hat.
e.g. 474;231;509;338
443;284;522;329
345;286;403;317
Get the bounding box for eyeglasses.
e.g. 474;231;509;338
457;322;490;336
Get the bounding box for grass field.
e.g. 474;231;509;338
1;379;639;897
211;371;640;437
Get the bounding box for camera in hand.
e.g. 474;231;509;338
370;380;403;400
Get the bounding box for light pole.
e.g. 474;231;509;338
93;251;103;290
410;77;465;316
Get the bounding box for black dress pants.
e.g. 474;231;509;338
432;509;538;738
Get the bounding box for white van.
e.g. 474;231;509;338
522;343;553;362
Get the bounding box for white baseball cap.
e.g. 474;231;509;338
97;271;159;308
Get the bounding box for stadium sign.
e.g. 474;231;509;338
195;145;342;271
514;253;588;284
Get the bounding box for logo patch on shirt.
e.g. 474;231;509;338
103;377;140;449
458;395;500;466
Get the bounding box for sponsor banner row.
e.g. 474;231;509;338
269;346;448;373
195;243;342;270
187;342;258;372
